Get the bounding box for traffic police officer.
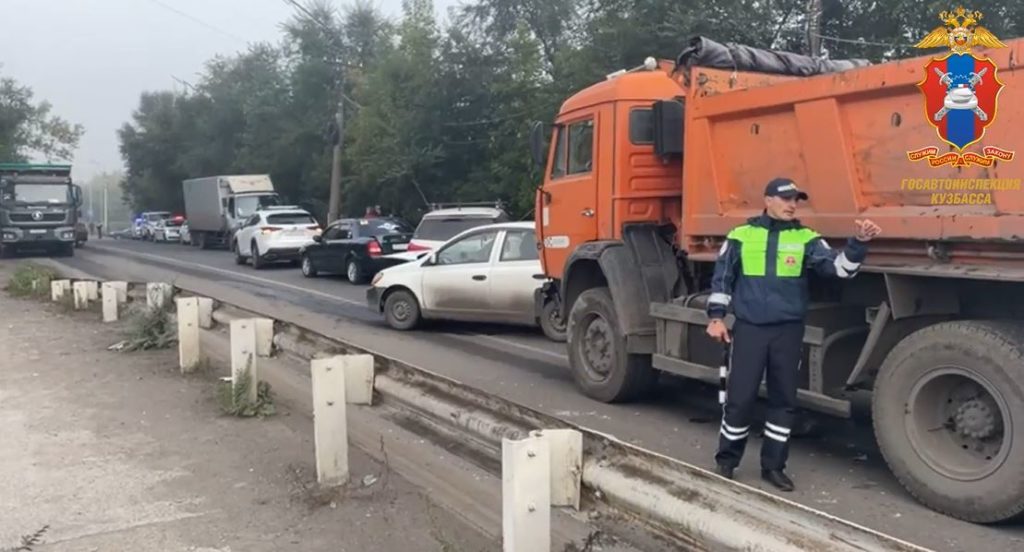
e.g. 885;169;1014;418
706;177;881;491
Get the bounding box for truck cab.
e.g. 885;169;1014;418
0;163;83;258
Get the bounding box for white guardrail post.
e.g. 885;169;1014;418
147;282;173;309
197;297;214;329
310;354;375;487
530;429;583;510
84;280;99;301
230;319;260;404
503;433;551;552
176;297;201;373
51;279;70;302
72;281;89;310
101;281;128;322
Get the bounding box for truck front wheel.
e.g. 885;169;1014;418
567;287;655;403
873;320;1024;523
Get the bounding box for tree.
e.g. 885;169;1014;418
0;70;84;162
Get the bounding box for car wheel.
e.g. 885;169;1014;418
251;241;264;269
301;254;318;277
346;258;367;284
233;241;246;265
384;289;421;331
539;299;567;342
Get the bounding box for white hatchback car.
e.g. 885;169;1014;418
366;221;566;341
233;207;321;269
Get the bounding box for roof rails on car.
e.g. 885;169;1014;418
264;205;304;210
427;200;506;211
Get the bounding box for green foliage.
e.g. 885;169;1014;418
116;0;1024;221
116;303;177;352
4;264;56;298
0;70;83;163
217;363;277;418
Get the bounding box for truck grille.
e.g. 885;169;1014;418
9;213;66;222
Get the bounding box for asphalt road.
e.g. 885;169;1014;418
51;238;1024;551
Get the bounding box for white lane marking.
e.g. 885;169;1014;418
94;243;566;361
91;244;363;306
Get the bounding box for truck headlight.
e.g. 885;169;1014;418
61;231;74;239
1;232;15;241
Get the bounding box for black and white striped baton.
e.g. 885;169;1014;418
719;344;730;405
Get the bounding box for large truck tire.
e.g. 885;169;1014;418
873;320;1024;523
567;287;656;403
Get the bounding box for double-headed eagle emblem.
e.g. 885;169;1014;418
914;6;1007;54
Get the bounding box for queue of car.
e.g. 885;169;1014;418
121;203;565;341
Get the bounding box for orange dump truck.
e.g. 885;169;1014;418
531;36;1024;523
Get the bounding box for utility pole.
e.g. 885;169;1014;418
806;0;824;58
103;183;109;231
327;72;345;224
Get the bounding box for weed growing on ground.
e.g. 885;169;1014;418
111;303;176;352
217;362;276;418
4;264;56;298
1;525;49;551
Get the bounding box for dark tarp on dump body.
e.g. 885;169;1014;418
676;36;871;77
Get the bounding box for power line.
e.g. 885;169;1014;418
144;0;249;44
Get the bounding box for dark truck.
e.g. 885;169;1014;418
0;164;83;258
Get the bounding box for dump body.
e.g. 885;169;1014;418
680;40;1024;279
0;163;81;256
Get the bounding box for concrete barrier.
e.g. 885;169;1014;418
176;297;201;373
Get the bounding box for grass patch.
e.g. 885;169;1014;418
110;303;176;352
217;363;276;418
5;264;56;298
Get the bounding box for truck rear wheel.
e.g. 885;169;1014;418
873;320;1024;523
567;287;655;403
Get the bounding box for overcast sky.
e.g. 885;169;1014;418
0;0;457;182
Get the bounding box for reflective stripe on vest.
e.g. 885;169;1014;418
727;225;820;278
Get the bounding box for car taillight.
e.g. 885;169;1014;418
407;242;430;252
367;240;382;257
260;226;282;234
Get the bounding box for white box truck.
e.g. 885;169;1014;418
182;174;281;249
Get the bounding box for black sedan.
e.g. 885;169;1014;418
299;217;414;284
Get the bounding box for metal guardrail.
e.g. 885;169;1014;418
40;265;932;552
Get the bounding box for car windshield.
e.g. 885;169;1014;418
2;184;70;205
267;213;315;225
413;216;502;241
360;218;413;236
235;195;280;218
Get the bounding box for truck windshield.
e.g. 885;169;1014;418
235;195;280;218
1;184;70;205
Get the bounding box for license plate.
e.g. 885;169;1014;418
30;229;46;234
392;243;408;251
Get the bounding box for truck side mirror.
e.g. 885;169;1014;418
529;121;547;169
72;184;83;206
653;100;684;157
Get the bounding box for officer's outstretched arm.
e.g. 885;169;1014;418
806;236;868;279
707;238;741;318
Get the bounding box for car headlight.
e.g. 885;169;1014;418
371;272;384;286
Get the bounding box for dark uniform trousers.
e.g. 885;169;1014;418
715;318;804;471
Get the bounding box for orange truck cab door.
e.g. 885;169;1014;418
538;112;600;279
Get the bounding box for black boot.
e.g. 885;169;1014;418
761;469;794;492
716;463;735;480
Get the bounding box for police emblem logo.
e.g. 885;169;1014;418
907;6;1015;167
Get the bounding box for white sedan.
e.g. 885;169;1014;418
232;207;321;269
365;221;566;341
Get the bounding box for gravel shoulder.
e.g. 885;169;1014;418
0;262;498;552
